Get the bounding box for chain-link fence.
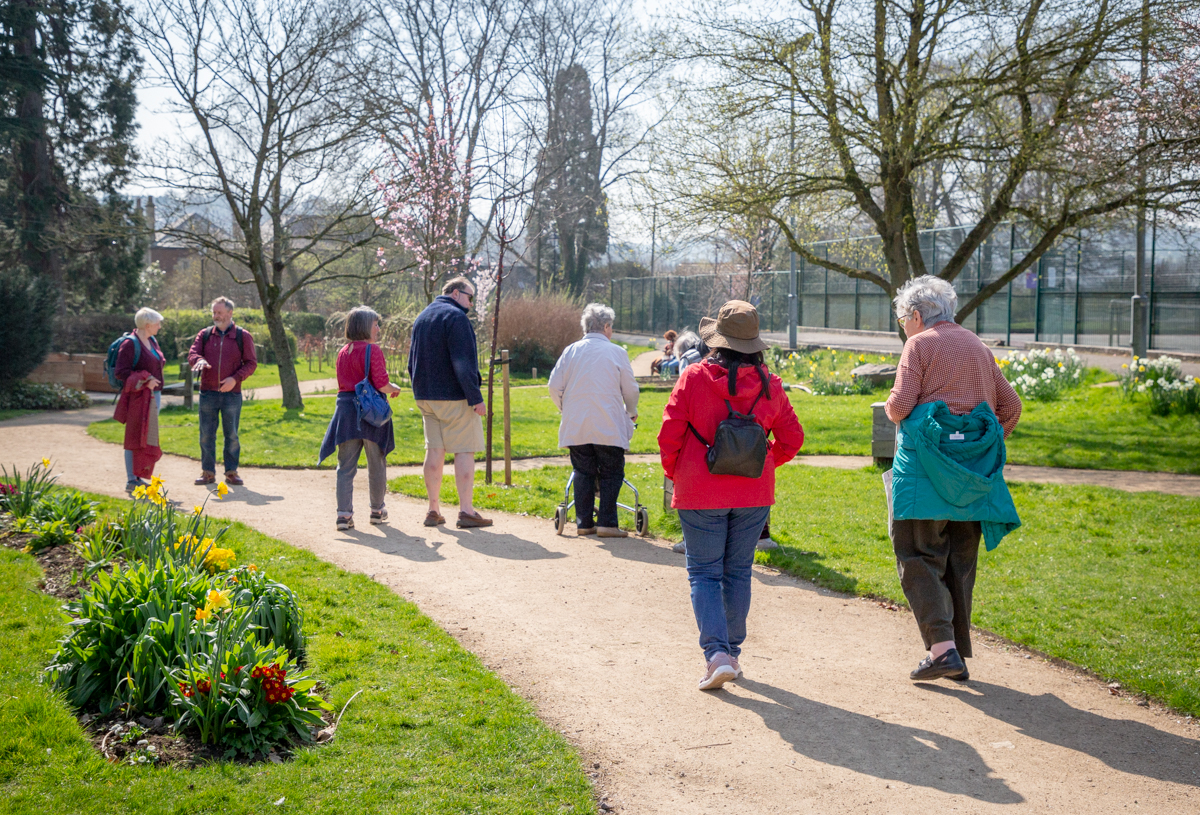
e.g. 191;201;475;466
609;225;1200;353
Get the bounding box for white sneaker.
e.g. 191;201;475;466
730;656;743;679
698;653;737;690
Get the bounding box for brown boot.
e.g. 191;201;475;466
194;472;215;485
224;471;244;486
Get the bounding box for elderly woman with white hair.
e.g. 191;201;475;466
548;303;640;537
113;307;166;491
884;275;1023;682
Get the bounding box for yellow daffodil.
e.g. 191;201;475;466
1122;363;1129;369
859;354;865;362
41;457;51;469
193;505;203;516
194;607;211;621
880;356;886;362
216;482;229;498
247;563;257;572
205;589;232;610
150;475;165;491
132;486;147;499
1139;365;1146;372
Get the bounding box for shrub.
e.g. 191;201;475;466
0;268;56;388
0;381;91;410
18;518;77;553
493;294;583;373
49;312;131;355
998;348;1084;401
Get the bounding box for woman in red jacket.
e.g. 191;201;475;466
658;301;804;690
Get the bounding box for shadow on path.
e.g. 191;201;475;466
722;678;1025;803
336;524;446;563
443;528;569;561
920;681;1200;787
205;486;284;507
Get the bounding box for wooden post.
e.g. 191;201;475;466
501;349;512;486
183;363;194;410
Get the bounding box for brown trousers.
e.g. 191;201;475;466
890;518;981;657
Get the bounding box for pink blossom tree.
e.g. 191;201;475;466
375;91;478;302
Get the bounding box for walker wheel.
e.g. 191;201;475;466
635;507;650;537
554;505;567;535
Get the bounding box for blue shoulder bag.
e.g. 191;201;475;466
355;344;392;427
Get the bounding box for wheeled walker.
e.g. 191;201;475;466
553;470;650;536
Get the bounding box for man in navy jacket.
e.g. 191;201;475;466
408;276;492;529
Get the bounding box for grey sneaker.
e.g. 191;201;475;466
370;507;388;525
672;541;686;554
336;516;354;531
698;653;737;690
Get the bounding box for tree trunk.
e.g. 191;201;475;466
263;301;303;409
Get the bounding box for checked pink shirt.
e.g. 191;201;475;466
884;321;1022;437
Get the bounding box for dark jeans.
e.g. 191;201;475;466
568;444;625;528
198;391;242;474
890;518;981;657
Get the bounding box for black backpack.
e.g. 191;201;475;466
200;325;245;357
688;365;772;478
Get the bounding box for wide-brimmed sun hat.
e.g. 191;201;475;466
699;300;770;354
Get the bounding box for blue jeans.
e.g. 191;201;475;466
680;505;771;661
124;391;162;484
198;391;242;474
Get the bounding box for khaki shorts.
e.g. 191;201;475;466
416;399;485;453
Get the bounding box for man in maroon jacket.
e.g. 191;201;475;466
187;297;258;486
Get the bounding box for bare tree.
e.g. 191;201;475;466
137;0;386;409
661;0;1200;335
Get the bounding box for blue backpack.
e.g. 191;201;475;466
355;344;392;427
104;333;140;390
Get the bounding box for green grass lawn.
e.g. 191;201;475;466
0;494;594;814
614;341;656;360
241;363;341;391
88;371;1199;473
391;464;1200;716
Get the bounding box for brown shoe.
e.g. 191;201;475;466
597;526;628;538
224;471;244;486
423;511;445;527
456;511;493;529
194;472;216;485
576;526;597;536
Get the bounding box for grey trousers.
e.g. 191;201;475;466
890;518;981;657
336;439;386;516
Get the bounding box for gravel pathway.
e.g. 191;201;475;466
2;407;1197;814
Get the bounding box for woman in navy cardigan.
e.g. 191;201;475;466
318;306;401;531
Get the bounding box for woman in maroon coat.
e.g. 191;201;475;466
113;307;166;491
658;301;804;690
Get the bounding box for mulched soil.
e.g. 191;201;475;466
1;515;336;768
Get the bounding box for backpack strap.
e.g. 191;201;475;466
125;333;142;368
360;343;373;386
688;423;711;449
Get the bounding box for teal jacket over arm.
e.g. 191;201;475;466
891;400;1021;551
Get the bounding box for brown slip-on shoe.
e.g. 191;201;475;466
194;472;216;485
224;471;244;486
423;511;445;527
576;526;597;536
597;526;628;538
456;511;493;529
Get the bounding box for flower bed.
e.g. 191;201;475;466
0;460;330;763
998;348;1085;400
1118;355;1200;416
769;346;894;395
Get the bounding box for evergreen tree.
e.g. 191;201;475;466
529;64;608;296
0;0;141;294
